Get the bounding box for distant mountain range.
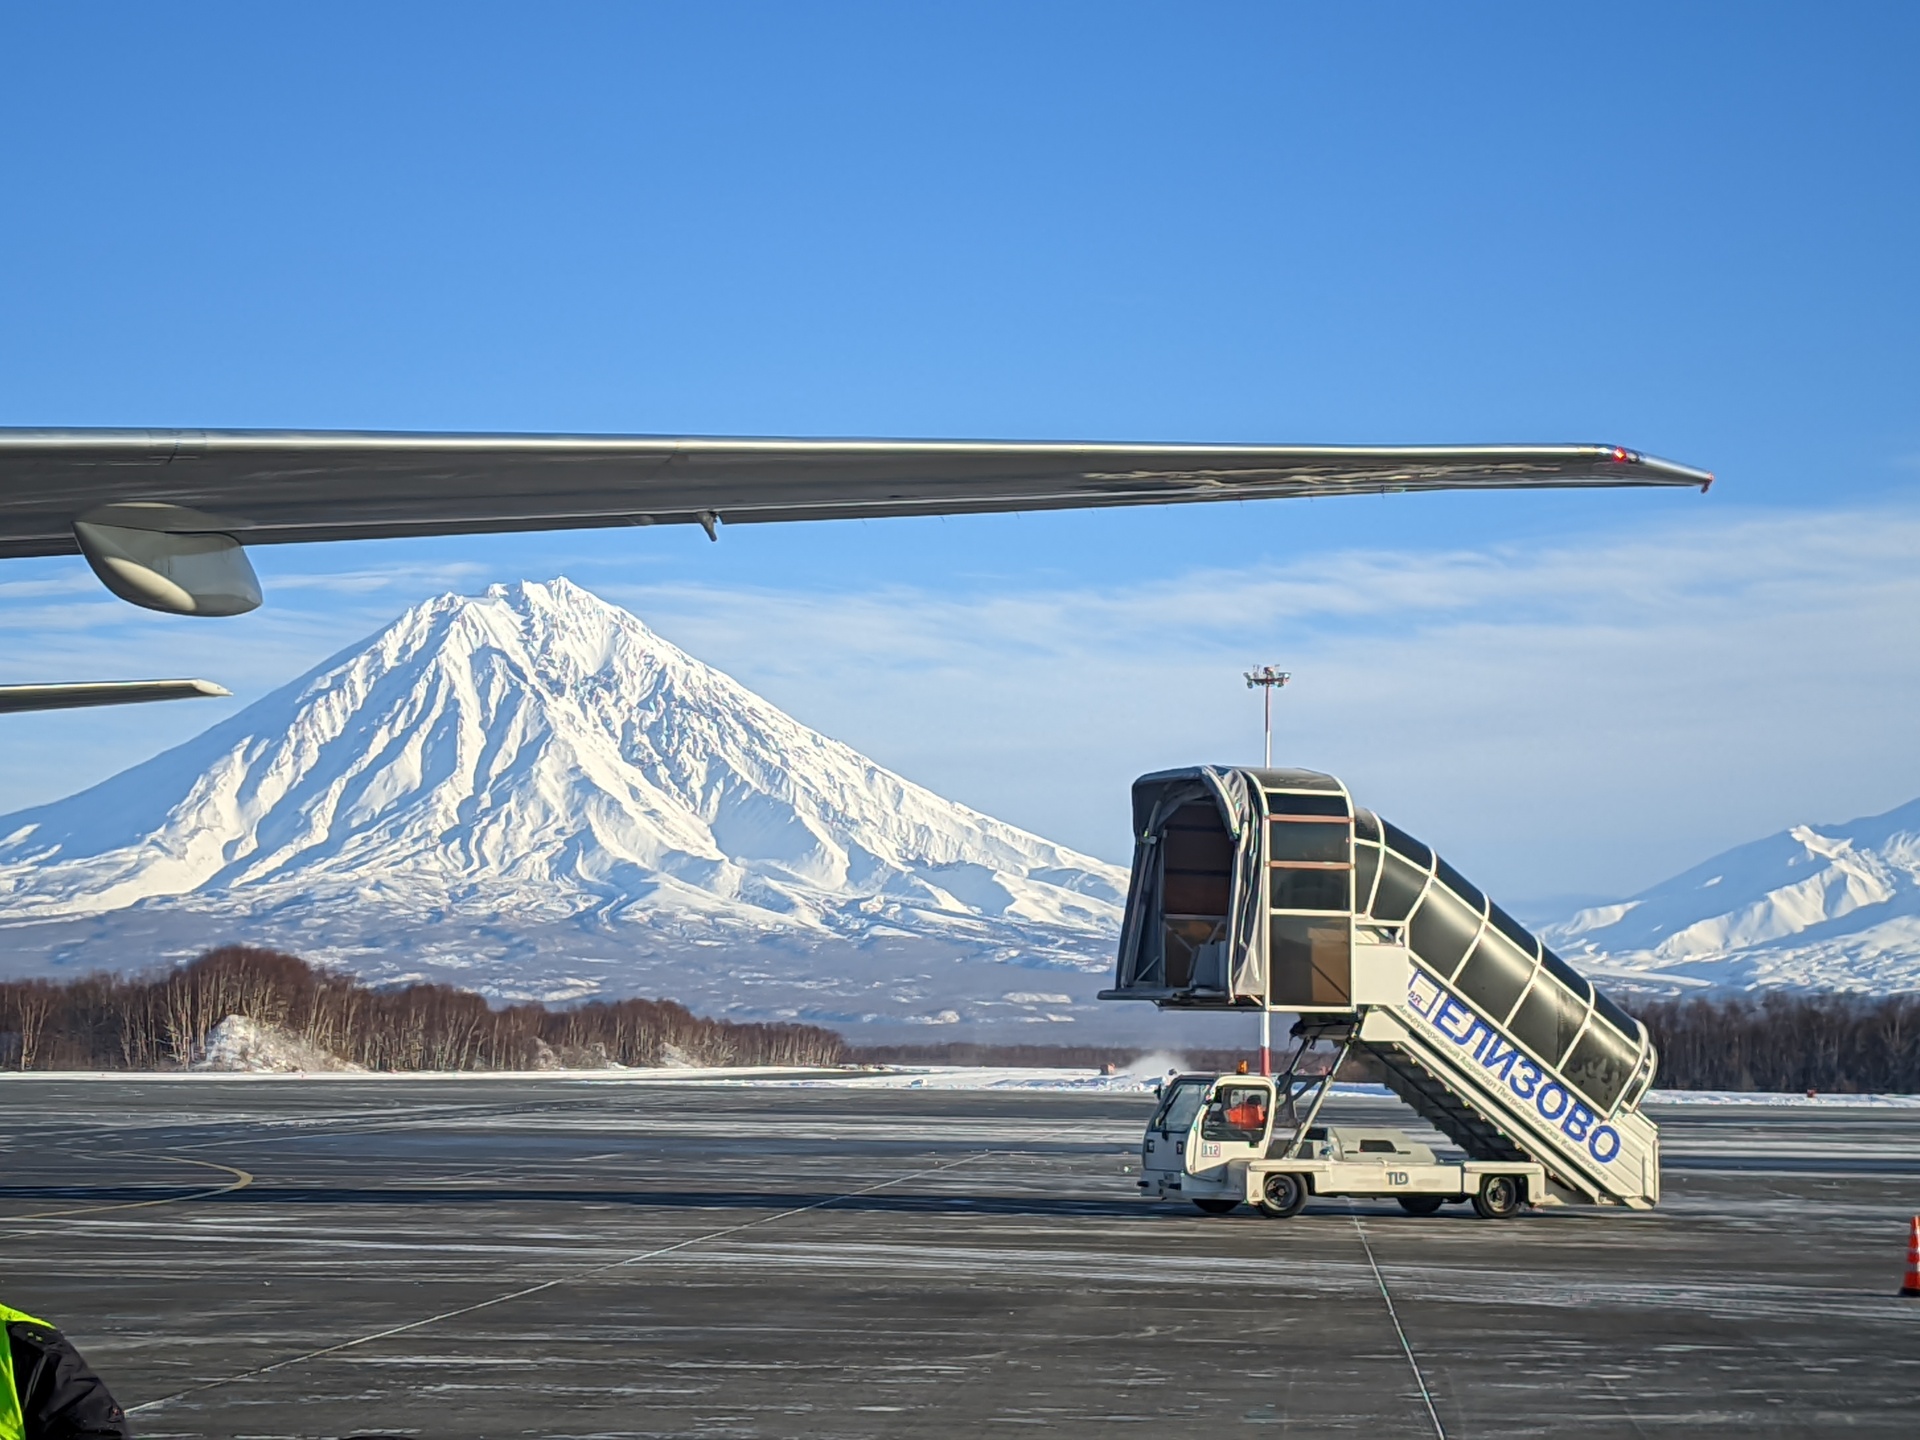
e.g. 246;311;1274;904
0;580;1145;1040
1543;797;1920;996
0;577;1908;1040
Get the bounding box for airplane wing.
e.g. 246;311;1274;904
0;678;230;714
0;429;1712;615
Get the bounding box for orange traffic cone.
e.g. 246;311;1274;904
1902;1218;1920;1297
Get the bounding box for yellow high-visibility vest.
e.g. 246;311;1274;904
0;1305;56;1440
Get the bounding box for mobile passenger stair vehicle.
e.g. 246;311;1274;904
1102;766;1660;1219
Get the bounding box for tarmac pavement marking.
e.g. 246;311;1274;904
0;1153;252;1222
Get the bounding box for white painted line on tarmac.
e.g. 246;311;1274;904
0;1153;253;1223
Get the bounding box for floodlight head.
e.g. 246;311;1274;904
1244;666;1292;690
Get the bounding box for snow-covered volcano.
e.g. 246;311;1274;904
1544;796;1920;996
0;580;1134;1035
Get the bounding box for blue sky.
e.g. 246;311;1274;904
1;4;1916;914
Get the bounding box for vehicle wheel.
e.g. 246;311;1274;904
1471;1174;1524;1220
1397;1195;1445;1216
1256;1172;1310;1218
1192;1197;1240;1216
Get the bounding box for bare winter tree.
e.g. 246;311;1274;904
0;947;848;1072
3;979;58;1071
11;949;1907;1088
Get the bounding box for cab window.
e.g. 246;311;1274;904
1150;1079;1209;1136
1201;1084;1271;1142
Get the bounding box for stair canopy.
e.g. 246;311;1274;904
1103;765;1657;1124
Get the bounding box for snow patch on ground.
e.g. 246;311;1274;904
1645;1088;1920;1108
192;1015;365;1073
8;1062;1915;1105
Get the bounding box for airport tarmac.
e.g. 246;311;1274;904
2;1076;1916;1438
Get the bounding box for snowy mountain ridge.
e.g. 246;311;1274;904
0;580;1131;1034
1543;795;1920;996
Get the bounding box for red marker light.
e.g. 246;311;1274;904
1609;446;1632;464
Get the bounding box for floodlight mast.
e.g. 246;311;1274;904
1243;665;1291;1076
1244;665;1291;768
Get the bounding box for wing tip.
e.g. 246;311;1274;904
1611;445;1714;491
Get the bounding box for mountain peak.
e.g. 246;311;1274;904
0;581;1126;1026
1544;793;1920;996
477;574;626;620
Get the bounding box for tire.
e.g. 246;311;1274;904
1471;1174;1524;1220
1191;1197;1240;1216
1256;1171;1310;1219
1397;1195;1445;1216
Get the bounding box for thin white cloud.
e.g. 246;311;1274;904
261;560;496;594
0;571;107;601
603;503;1920;905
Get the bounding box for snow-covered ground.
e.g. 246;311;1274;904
5;1061;1914;1105
0;1064;1158;1088
1642;1087;1920;1107
193;1014;365;1073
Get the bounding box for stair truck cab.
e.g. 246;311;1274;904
1104;767;1661;1216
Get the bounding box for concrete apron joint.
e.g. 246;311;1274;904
1351;1210;1447;1440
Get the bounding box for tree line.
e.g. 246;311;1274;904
0;946;847;1071
1635;991;1920;1093
0;948;1912;1088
